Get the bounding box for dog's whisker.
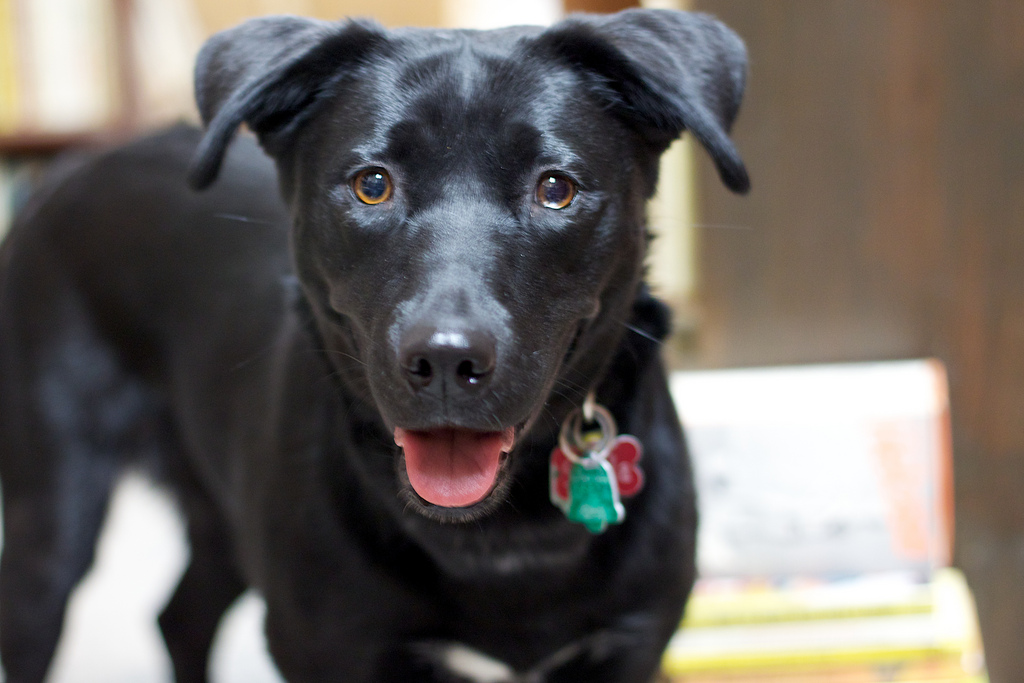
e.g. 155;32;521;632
230;342;281;371
553;378;588;397
554;374;588;391
233;312;324;373
315;348;368;367
559;364;593;383
547;387;572;404
211;212;276;225
538;404;561;431
620;321;663;345
315;365;369;390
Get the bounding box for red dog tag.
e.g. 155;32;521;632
550;435;644;513
606;435;644;497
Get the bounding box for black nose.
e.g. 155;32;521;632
399;325;496;393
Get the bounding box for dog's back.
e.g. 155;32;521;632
0;126;291;680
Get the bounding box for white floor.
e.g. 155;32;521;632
0;475;284;683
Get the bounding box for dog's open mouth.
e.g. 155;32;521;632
394;427;516;507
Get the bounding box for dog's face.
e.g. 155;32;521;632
189;11;748;520
292;31;644;427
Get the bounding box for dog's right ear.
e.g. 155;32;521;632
189;16;387;190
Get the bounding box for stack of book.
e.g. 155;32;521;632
664;361;986;682
665;570;985;682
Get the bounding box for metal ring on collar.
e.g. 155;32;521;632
558;399;618;464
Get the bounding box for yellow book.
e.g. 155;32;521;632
0;0;19;133
663;570;986;683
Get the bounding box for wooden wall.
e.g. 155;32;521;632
689;1;1024;679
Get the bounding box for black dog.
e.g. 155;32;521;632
0;9;748;682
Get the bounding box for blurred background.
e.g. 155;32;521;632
0;1;1022;682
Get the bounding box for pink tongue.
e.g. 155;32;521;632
396;427;514;508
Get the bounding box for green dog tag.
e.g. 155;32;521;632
566;459;625;534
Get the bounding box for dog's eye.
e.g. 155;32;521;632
352;169;393;205
536;174;576;210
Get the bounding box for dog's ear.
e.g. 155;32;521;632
189;16;387;190
535;9;750;193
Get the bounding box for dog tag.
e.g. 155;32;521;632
607;435;644;497
566;459;624;533
549;395;644;534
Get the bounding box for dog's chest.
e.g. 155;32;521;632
420;637;605;683
435;644;518;682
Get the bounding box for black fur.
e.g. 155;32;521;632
0;10;747;682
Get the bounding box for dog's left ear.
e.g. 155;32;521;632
536;9;750;193
188;16;388;190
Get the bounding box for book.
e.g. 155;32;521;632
663;361;983;682
17;0;119;134
129;0;204;127
0;0;19;133
671;360;953;578
664;570;986;682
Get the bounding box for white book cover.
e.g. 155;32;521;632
130;0;204;126
671;360;953;578
20;0;118;133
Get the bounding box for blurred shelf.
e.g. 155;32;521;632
0;129;133;157
0;0;139;159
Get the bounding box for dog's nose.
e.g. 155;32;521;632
399;325;496;393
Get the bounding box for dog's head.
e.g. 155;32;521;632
189;10;748;521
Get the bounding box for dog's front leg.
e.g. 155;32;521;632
524;614;680;683
264;630;444;683
398;622;678;683
261;585;448;683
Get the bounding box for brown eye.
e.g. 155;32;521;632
536;174;576;209
352;169;393;205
